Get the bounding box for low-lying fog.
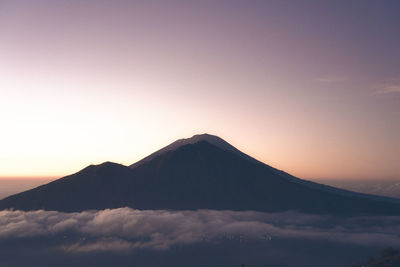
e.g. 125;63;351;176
1;208;400;266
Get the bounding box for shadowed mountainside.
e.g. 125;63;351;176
0;134;399;215
354;247;400;267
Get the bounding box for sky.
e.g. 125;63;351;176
0;0;399;180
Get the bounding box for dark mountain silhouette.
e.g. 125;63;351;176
1;134;400;215
130;134;260;168
354;247;400;267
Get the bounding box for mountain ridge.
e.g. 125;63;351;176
130;133;261;168
1;135;400;215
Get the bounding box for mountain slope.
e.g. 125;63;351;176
130;133;260;168
0;135;399;215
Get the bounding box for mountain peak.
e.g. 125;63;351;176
173;133;233;151
174;133;224;142
185;133;224;142
2;133;400;215
129;133;259;168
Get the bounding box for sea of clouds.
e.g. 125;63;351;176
1;208;400;253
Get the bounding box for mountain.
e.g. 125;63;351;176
130;133;260;168
317;179;400;199
355;247;400;267
1;134;400;215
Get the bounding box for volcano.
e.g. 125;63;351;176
1;134;399;215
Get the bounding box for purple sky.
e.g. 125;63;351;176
0;0;399;180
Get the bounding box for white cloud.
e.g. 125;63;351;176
1;208;400;253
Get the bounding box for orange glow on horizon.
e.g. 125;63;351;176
0;1;399;181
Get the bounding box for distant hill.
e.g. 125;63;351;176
1;134;399;215
354;247;400;267
316;179;400;199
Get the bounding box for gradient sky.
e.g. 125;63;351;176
0;0;399;180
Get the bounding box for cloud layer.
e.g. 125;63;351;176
375;83;400;94
1;208;400;253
